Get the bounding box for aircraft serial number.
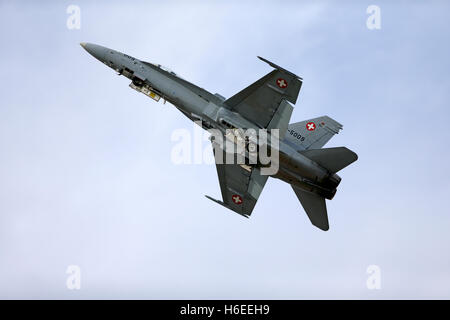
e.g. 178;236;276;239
287;129;305;141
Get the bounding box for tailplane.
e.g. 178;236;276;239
287;117;357;231
292;186;329;231
292;147;357;230
300;147;358;173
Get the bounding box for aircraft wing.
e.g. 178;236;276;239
223;57;302;130
205;144;269;217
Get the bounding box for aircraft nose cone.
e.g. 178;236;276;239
80;42;107;62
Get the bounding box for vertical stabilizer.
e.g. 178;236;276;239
285;116;343;150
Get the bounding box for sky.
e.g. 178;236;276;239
0;1;450;299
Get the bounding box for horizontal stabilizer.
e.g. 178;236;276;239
292;187;329;231
300;147;358;173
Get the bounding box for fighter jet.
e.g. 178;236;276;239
81;43;357;231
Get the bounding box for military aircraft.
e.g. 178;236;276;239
81;43;357;231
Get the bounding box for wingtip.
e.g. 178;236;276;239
257;56;303;80
205;195;250;219
205;195;222;205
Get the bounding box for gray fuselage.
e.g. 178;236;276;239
81;43;340;199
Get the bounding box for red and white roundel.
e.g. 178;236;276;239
306;122;316;131
276;78;288;89
232;194;243;205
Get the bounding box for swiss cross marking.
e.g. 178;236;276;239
232;194;243;204
276;78;288;89
306;122;316;131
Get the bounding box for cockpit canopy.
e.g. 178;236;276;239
142;60;184;79
156;64;177;76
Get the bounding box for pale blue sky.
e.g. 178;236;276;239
1;1;449;298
